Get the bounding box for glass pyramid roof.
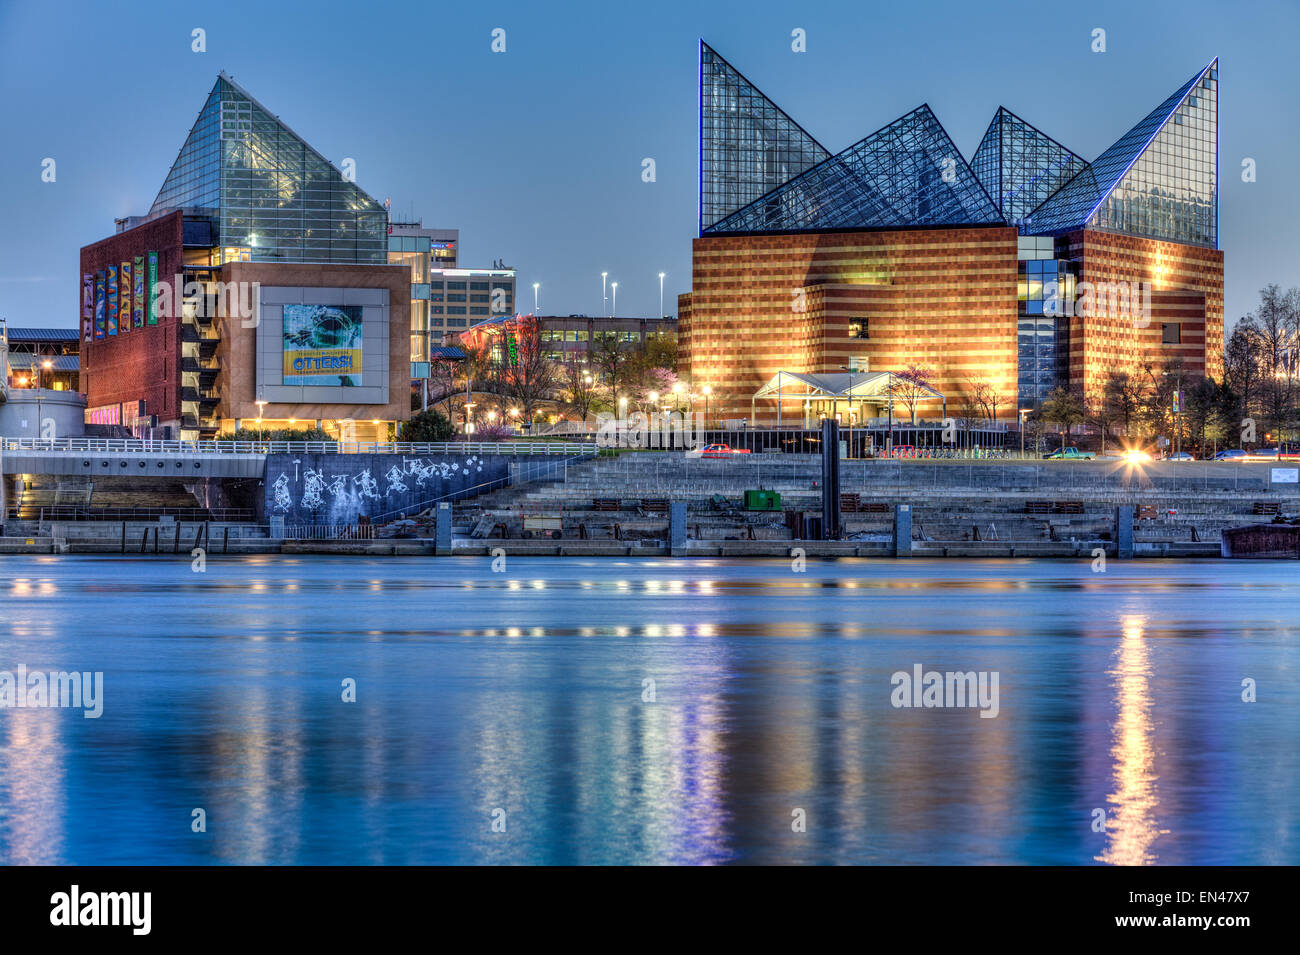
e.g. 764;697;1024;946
705;104;1002;233
699;42;831;233
1023;60;1218;247
970;107;1088;224
148;74;388;265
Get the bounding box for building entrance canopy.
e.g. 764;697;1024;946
751;370;944;428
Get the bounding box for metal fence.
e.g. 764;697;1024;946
277;524;377;541
1;437;597;456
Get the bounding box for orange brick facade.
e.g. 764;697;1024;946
679;226;1225;425
1060;229;1224;394
679;227;1020;425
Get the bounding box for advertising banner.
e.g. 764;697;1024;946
282;304;364;386
106;265;118;336
119;261;132;334
146;252;159;324
82;273;93;342
133;256;145;327
94;271;105;339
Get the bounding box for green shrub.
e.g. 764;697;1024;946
400;409;456;442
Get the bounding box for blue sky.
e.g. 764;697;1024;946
0;0;1295;334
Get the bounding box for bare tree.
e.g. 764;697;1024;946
891;364;937;424
562;360;598;426
591;332;635;410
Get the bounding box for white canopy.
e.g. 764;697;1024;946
752;370;943;401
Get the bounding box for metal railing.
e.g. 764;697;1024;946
277;524;377;541
1;437;597;455
30;505;257;522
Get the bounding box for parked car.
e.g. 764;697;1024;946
1167;451;1195;461
1044;447;1096;460
695;443;752;458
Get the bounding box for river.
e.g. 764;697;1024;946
0;555;1296;864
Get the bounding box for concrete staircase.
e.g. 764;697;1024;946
453;452;1295;544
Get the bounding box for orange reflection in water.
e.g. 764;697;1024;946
1096;615;1167;865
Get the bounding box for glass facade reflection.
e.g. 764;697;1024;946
1024;60;1218;248
1017;238;1075;407
1090;66;1217;246
149;74;387;265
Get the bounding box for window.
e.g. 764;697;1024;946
1162;323;1181;344
469;282;489;290
848;319;867;339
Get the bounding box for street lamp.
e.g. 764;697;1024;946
1018;408;1031;458
840;365;856;457
532;282;540;314
601;272;608;317
255;399;267;442
658;272;665;318
702;384;712;429
611;282;618;316
672;381;685;415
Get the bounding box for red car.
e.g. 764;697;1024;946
699;443;752;458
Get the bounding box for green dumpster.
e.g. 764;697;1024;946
744;489;782;511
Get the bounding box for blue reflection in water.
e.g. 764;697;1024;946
0;556;1296;865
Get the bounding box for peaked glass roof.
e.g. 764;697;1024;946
1024;60;1217;246
970;108;1088;224
699;42;830;233
706;105;1001;233
697;44;1219;249
148;74;388;265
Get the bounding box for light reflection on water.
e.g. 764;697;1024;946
0;556;1297;865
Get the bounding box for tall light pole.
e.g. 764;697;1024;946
601;272;608;317
532;282;540;314
1019;408;1030;458
702;384;712;429
658;272;665;318
611;282;618;316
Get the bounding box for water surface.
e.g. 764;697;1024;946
1;555;1297;864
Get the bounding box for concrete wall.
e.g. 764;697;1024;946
0;389;87;440
264;451;509;524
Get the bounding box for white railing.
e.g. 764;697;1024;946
1;437;597;456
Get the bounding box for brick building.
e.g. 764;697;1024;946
679;43;1223;426
79;74;408;442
